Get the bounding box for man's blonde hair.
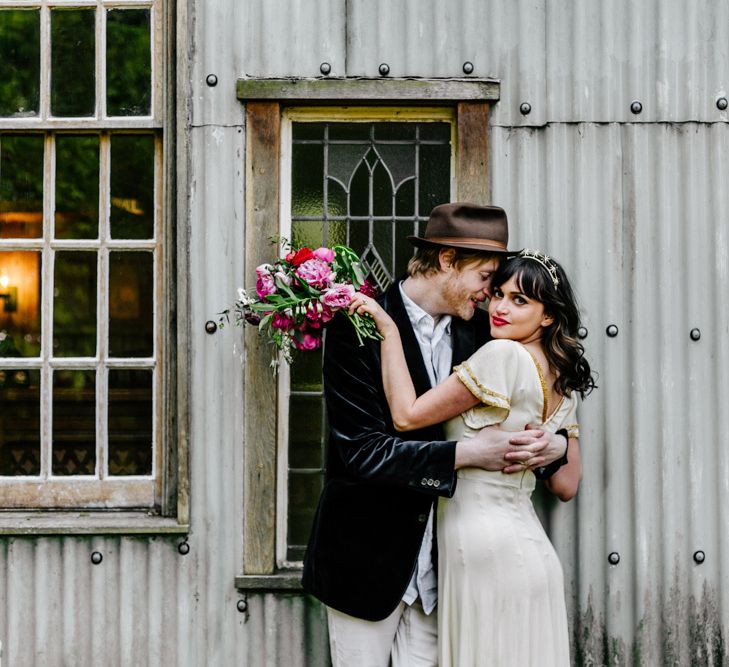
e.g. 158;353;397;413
407;246;503;277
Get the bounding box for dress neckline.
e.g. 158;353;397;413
521;345;564;424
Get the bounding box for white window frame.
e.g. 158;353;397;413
275;106;458;568
0;0;183;521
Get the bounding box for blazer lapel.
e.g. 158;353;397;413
451;316;477;368
386;282;433;396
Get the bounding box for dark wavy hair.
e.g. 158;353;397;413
491;254;596;398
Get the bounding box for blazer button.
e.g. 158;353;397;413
417;514;428;523
427;479;434;486
421;478;428;486
433;480;440;488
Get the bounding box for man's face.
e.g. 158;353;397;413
440;257;501;320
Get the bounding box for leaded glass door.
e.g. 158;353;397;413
281;111;454;564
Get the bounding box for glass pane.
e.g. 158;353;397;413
418;143;450;215
108;369;152;476
106;9;151;117
0;10;40;117
52;369;95;475
290;349;322;391
291;220;323;250
0;368;40;476
328;124;369;141
291;143;323;217
54;251;97;357
109;252;153;357
0;134;44;239
371;161;393;217
292;123;325;141
289;395;323;469
374;122;414;141
51;9;96;117
0;250;41;357
110;134;154;239
420;122;451;141
55;135;99;239
287;472;322;553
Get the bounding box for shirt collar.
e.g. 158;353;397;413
399;282;452;336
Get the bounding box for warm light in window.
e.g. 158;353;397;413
0;274;8;290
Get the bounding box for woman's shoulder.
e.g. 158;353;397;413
479;338;528;358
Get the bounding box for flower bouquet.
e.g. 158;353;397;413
220;242;381;364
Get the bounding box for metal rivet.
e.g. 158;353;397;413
91;551;103;565
178;540;190;556
462;61;474;75
378;63;390;76
693;550;705;564
206;74;218;87
630;100;642;114
690;328;701;341
577;327;588;339
237;598;248;613
717;97;728;111
205;320;217;334
520;102;532;116
608;552;620;565
319;62;331;76
606;324;619;337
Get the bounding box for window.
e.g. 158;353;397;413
278;108;455;565
235;82;497;583
0;1;171;512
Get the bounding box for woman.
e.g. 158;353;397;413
352;249;596;666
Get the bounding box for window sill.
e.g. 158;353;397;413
235;570;303;592
0;511;189;536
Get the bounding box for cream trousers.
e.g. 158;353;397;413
326;601;437;667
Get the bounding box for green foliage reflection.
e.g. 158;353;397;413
0;10;40;117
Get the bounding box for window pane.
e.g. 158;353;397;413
289;395;323;469
0;250;41;358
108;369;152;476
0;134;44;239
291;143;323;217
106;9;151;117
287;472;322;561
55;135;100;239
418;142;450;215
54;251;97;357
51;9;95;117
0;368;40;476
52;369;95;475
0;10;40;117
110;135;154;239
109;252;153;357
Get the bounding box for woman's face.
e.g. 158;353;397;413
487;275;553;343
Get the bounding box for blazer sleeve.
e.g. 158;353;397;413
323;311;458;497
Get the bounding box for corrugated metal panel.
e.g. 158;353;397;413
491;121;729;663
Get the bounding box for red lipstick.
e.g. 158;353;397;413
491;316;509;327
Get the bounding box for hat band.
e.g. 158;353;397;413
424;236;508;249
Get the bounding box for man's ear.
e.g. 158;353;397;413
438;248;456;271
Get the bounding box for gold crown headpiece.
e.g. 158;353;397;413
518;249;560;288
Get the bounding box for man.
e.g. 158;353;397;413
302;203;570;666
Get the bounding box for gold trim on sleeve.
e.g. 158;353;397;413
454;362;511;409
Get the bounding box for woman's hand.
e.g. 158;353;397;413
348;292;398;338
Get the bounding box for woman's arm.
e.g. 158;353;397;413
351;294;480;431
543;437;581;500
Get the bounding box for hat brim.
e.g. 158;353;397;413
407;235;517;255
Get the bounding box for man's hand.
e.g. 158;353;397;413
502;425;568;474
455;426;559;473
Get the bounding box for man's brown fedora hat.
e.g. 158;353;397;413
408;202;514;254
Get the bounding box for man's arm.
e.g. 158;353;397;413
323;312;459;496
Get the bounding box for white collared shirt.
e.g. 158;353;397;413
399;283;453;615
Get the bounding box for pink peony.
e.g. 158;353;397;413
294;331;322;351
321;283;355;310
256;273;276;298
312;247;335;263
295;258;335;289
271;312;294;330
359;278;378;298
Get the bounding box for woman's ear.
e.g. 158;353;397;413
541;313;554;328
439;248;456;271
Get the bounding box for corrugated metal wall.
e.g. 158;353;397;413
2;1;727;664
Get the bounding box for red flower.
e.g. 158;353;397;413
287;248;314;267
359;279;378;298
